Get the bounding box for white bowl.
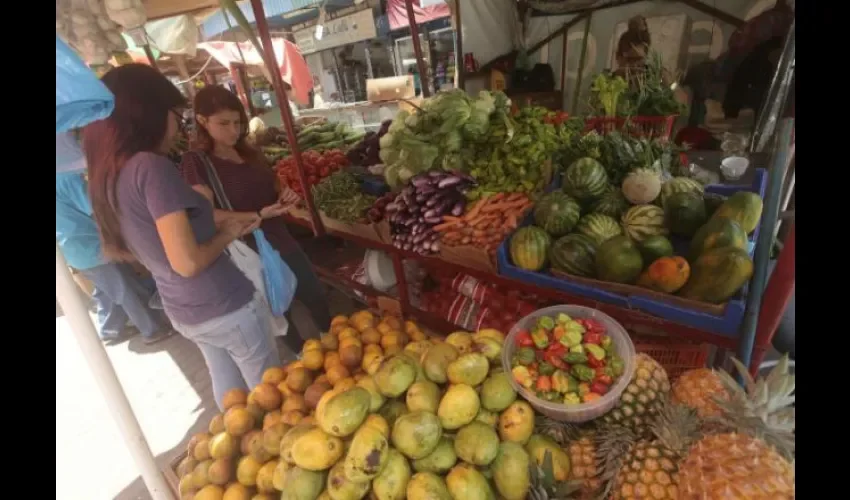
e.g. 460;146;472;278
721;156;749;180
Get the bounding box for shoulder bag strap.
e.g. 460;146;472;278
195;152;233;211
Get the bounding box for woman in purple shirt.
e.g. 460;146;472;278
82;64;280;410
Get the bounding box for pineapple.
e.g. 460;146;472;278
600;402;701;500
678;433;794;499
601;353;671;435
535;417;601;499
677;356;795;498
671;368;729;418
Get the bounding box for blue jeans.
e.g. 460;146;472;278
169;295;281;411
81;263;165;340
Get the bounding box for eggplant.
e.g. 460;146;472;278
424;215;442;224
431;241;441;253
411;176;432;188
403;217;417;227
425;196;442;208
435;198;454;215
451;201;465;217
416;185;436;196
413;231;432;244
428;171;445;178
437;175;463;189
403;243;413;252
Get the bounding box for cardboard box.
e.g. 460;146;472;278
367;76;416;102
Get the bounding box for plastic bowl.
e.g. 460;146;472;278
501;305;636;423
721;156;749;180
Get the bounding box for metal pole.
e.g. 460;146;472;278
454;0;464;90
570;14;592;114
736;118;795;369
143;45;159;70
404;0;431;98
55;245;174;500
249;0;325;236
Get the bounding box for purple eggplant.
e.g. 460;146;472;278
435;198;455;215
451;201;465;217
385;202;400;213
424;215;442;225
403;217;417;227
423;208;438;219
425;195;443;208
437;175;463;189
403;243;413;252
428;171;445;178
431;241;441;253
416;185;436;196
411;176;432;188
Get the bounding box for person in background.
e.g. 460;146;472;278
178;85;332;354
56;133;172;345
614;15;651;82
82;64;280;410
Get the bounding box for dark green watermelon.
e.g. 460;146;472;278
533;192;581;237
595;235;644;284
665;191;707;237
510;226;552;271
638;235;674;265
563;157;609;202
551;234;599;277
592;189;631;218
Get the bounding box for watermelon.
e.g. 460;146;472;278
509;226;551;271
621;205;668;243
550;233;598;277
679;246;754;303
622;168;662;204
711;191;764;233
660;176;705;208
575;213;622;245
592;189;631;218
665;192;707;237
689;217;748;261
638;235;674;264
703;192;727;217
595;235;644;284
533;192;581;237
563;157;609;202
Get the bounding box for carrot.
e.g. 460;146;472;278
505;193;525;203
463;200;485;221
433;221;460;232
505;214;518;228
485;192;506;204
461;237;471;245
472;229;489;238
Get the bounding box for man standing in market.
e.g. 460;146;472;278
56;131;174;345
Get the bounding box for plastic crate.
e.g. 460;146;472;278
633;338;710;381
497;169;768;337
585;115;677;139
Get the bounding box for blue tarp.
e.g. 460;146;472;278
55;35;114;136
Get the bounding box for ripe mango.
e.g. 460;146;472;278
391;411;442;460
446;353;489;386
454;422;499;466
405;381;440;414
445;463;495;500
480;372;518;412
498;401;535;444
407;472;451;500
437;384;480;430
371;448;411;500
421;343;459;384
291;427;344;471
315;387;371;438
411;437;456;474
373;355;417;397
280;466;326;500
491;442;531;500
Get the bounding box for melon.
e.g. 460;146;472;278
711;191;764;233
622;168;662;204
595;235;644;284
563;157;609;202
533;192;581;237
665;192;707;238
660;177;704;208
592;189;631;219
689;217;748;261
679;247;754;303
703;192;727;218
550;234;598;278
509;226;551;271
621;205;668;243
575;213;622;245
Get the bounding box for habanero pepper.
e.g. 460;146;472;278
587;353;605;369
515;330;534;348
583;330;604;345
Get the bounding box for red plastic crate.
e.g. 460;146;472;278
584;115;677;139
633;336;710;381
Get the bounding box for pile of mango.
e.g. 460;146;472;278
175;309;570;500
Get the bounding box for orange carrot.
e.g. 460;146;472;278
463;200;485;220
433;221;460;232
485;192;506;204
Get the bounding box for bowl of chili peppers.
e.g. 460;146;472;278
502;305;635;423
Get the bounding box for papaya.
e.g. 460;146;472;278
637;256;690;294
679;246;754;303
711;191;763;233
689;217;748;261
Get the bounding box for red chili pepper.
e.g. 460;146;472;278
583;331;603;345
590;382;609;395
545;353;568;371
595;374;613;385
515;330;534;348
587;355;605;369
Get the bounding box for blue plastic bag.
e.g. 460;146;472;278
254;229;298;317
56;35;114;134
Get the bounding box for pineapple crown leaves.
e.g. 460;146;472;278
529;450;586;500
709;355;796;460
535;416;584;445
593;425;639;500
649;399;703;456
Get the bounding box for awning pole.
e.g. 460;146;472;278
55;245;174;500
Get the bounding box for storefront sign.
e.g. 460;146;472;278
294;9;378;55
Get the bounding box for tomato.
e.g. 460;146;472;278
515;331;533;348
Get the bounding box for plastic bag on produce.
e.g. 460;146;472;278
55;35;115;134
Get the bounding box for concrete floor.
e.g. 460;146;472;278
56;289;357;500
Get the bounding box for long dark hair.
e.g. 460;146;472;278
82;63;186;261
191;85;268;167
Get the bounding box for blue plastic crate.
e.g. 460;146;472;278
497;169;768;337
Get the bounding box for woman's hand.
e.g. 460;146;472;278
260;189;299;219
221;214;262;239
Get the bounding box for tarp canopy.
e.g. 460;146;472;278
387;0;451;30
198;38;314;104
